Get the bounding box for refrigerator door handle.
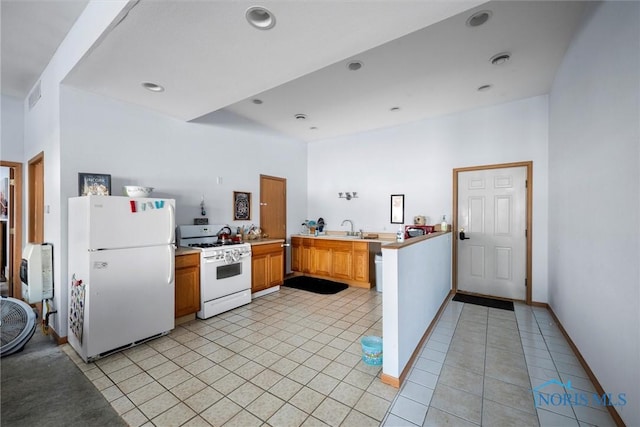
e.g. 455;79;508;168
168;247;175;285
168;203;176;243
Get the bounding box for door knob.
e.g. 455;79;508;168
459;228;470;240
281;243;291;247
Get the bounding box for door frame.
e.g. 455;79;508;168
452;161;533;304
0;161;23;298
259;174;287;275
28;152;45;243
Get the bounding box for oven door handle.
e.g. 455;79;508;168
203;257;220;264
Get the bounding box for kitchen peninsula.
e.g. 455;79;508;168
380;231;452;388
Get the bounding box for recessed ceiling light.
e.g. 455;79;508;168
390;107;401;112
252;99;263;104
294;114;307;120
347;61;363;71
142;82;164;92
246;6;276;30
466;10;492;27
490;52;511;65
477;84;492;92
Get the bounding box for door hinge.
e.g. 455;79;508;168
525;229;527;237
525;179;528;188
9;228;15;235
525;278;528;287
9;179;15;186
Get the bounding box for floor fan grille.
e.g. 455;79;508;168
1;296;37;356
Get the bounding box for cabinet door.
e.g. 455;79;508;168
353;250;369;283
332;250;352;280
291;238;302;272
313;247;332;276
291;245;301;272
252;255;269;292
175;265;200;317
302;246;313;273
268;250;284;286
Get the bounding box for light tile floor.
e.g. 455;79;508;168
62;287;617;426
382;300;617;427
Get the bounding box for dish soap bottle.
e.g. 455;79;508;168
441;215;447;232
396;228;404;242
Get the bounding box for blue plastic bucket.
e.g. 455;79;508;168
361;336;383;365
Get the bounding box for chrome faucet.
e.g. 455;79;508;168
341;219;354;234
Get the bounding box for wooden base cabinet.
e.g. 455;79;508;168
353;242;370;283
252;242;284;293
291;237;379;288
175;253;200;318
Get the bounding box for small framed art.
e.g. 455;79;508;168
233;191;251;221
78;173;111;196
390;194;404;224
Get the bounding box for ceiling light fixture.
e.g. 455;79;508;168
142;82;164;92
294;113;307;120
466;10;492;27
477;84;492;92
390;107;401;112
347;61;363;71
252;99;263;104
490;52;511;65
246;6;276;30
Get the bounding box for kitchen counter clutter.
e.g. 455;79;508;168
291;235;382;288
383;230;450;249
294;233;394;244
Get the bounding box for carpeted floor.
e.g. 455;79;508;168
1;326;126;427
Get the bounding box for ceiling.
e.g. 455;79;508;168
1;0;89;99
3;1;587;142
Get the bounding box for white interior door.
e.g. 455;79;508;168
457;166;527;300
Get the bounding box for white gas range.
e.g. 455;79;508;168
177;224;252;319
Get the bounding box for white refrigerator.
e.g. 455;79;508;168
68;195;175;362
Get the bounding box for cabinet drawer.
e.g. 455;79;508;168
175;253;200;269
353;242;369;252
252;242;283;257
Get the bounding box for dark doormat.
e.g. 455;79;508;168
283;276;349;295
453;293;514;311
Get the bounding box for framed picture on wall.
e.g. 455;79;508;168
78;173;111;196
233;191;251;221
390;194;404;224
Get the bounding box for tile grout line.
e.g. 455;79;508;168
530;308;580;423
480;305;489;427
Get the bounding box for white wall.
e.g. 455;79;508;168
308;96;549;302
382;233;452;379
1;95;24;162
548;2;640;426
22;1;156;336
59;86;308;336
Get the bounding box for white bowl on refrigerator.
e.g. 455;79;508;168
123;186;154;198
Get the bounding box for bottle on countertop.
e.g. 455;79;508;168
396;228;404;242
441;215;447;232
